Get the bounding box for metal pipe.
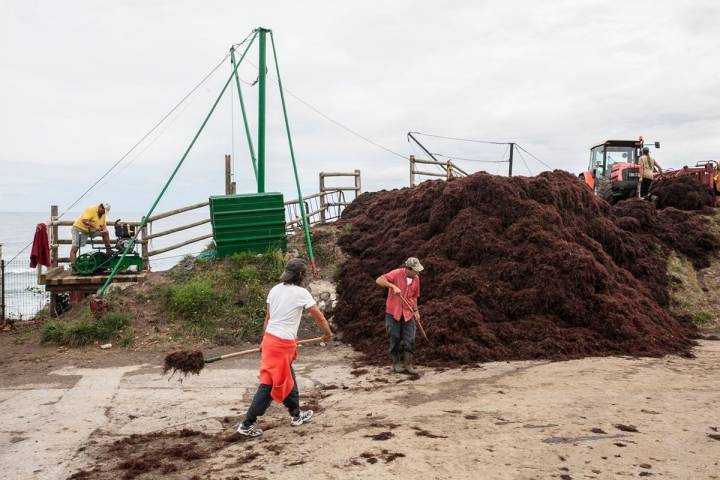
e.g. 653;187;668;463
407;132;445;168
230;46;258;181
257;27;268;193
269;30;317;271
98;31;258;296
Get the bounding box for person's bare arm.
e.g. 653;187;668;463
307;305;333;342
654;160;663;174
263;306;270;332
82;219;98;231
376;275;401;295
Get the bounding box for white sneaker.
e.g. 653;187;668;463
237;422;263;437
290;410;314;426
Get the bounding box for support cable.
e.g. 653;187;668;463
98;31;258;295
516;144;553;170
515;148;534;176
243;58;407;160
410;132;510;145
7;51;232;265
268;30;317;273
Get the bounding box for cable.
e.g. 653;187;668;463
243;57;407;160
58;52;231;219
516;144;553;170
6;52;239;265
514;148;533;176
411;132;510;145
431;152;508;163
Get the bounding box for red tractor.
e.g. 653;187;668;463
580;137;660;204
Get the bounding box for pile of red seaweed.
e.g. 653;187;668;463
650;175;715;211
333;171;719;366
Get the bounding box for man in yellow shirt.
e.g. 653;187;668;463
70;203;112;268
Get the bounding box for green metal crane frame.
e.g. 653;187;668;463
98;27;316;296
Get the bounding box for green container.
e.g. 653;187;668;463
209;192;287;257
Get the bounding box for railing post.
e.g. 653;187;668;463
50;205;58;267
410;155;415;187
354;169;361;197
141;218;150;271
225;154;233;195
319;173;326;224
508;142;514;177
1;244;4;323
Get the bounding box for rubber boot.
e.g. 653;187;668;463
392;352;405;373
403;351;417;375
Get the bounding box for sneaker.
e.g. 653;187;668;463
290;410;314;426
236;422;262;437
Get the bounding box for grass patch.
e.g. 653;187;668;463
163;275;224;335
119;327;135;348
157;248;288;341
691;311;713;326
40;311;131;347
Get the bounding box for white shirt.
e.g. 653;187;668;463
265;283;317;340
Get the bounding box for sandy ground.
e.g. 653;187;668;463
1;339;719;480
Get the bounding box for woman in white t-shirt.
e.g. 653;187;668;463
237;258;333;437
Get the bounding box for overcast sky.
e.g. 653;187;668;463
1;0;719;214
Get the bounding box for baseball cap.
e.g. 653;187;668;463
101;203;111;213
280;258;308;282
404;257;424;272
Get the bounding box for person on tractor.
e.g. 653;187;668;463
638;147;663;198
69;203;112;270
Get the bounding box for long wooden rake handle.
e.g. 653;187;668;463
398;295;431;344
204;336;325;364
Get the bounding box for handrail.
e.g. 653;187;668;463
147;201;209;222
47;178;360;268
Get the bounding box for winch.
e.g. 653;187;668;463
74;220;144;275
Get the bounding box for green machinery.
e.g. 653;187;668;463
98;27;315;296
75;221;144;276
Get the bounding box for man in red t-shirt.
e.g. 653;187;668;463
375;257;423;374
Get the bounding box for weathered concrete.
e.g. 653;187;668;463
1;342;719;479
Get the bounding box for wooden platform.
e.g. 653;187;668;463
40;267;146;292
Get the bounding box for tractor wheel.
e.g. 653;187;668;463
75;253;98;275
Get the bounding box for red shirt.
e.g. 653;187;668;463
383;268;420;322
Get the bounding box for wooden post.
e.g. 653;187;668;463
141;218;149;271
0;243;4;322
410;155;415;187
224;154;232;195
49;205;59;316
319;173;326;224
50;205;58;267
354;169;361;196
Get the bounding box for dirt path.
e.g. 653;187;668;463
1;341;719;480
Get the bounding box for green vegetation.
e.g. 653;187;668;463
40;310;131;347
691;311;713;326
159;249;285;341
119;327;136;348
163;274;224;335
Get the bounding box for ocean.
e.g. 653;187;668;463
1;210;212;320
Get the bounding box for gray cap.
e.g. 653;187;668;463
404;257;424;272
280;258;308;282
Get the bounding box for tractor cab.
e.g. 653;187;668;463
581;137;660;204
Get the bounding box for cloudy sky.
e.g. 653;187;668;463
1;0;719;214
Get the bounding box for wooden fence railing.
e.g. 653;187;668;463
48;171;361;270
409;155;468;187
